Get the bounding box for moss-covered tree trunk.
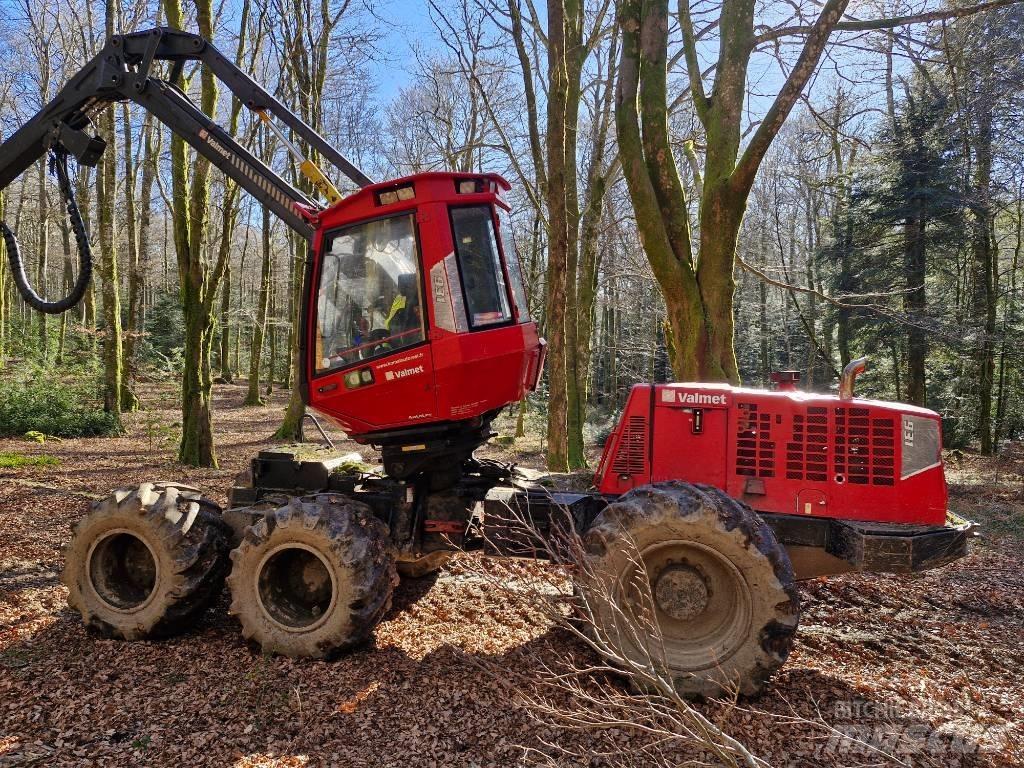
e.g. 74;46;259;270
567;28;618;469
543;0;573;470
617;0;849;381
95;0;123;420
166;0;219;466
543;0;589;471
121;104;143;412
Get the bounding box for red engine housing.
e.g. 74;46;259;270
595;383;948;526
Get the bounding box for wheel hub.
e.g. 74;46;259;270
256;544;336;632
654;564;709;622
87;530;158;612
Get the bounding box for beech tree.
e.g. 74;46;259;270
616;0;1024;382
164;0;223;465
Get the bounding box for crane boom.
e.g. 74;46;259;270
0;26;372;242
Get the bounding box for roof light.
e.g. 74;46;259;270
376;183;415;206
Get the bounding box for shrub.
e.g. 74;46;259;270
0;375;121;438
140;292;185;374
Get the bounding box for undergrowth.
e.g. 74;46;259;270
0;368;121;438
0;452;60;468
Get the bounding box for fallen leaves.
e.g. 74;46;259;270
0;382;1021;766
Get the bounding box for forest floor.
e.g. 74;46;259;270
1;381;1022;767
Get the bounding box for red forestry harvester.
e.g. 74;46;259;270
0;28;972;698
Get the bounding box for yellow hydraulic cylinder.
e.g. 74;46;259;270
255;109;343;206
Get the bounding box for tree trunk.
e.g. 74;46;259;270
219;263;234;382
275;232;307;440
542;0;577;472
904;209;927;406
121;103;142;412
35;160;48;358
971;108;996;454
76;168;97;350
266;254;277;396
616;0;851;386
166;0;220;466
246;206;272;406
96;0;123;420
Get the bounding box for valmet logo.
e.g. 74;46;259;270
661;388;729;407
384;365;425;382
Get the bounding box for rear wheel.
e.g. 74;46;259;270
581;482;800;699
62;482;231;639
227;494;397;658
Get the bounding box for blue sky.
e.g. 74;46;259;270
365;0;442;101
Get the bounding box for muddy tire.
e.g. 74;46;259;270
62;482;231;640
227;494;397;658
580;481;800;699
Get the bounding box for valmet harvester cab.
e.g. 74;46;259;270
302;173;545;478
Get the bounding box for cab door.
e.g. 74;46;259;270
307;211;437;433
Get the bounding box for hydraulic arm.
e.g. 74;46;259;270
0;27;372;312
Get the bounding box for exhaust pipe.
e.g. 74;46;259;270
839;357;867;400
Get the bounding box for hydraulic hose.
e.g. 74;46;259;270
0;148;93;315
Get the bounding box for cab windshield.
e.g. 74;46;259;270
315;214;425;373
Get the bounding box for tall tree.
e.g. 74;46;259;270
615;0;1023;383
218;0;259;396
269;0;364;440
165;0;223;466
245;203;272;405
120;103;144;412
96;0;123;418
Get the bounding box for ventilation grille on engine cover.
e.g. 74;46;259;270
787;406;829;481
736;403;776;477
834;406;896;486
611;416;648;475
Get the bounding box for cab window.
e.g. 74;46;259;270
450;206;513;328
495;207;531;321
315;214;424;374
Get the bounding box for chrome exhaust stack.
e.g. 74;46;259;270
840;357;867;400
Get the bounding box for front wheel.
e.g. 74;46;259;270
227;494;397;658
580;482;800;699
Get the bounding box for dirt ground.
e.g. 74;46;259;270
1;382;1022;767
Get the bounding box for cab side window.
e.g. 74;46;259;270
450;206;512;328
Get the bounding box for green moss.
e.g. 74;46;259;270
0;452;60;468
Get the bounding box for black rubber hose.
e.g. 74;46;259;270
0;149;93;315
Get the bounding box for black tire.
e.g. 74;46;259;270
581;481;800;699
61;482;232;640
227;494;397;658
